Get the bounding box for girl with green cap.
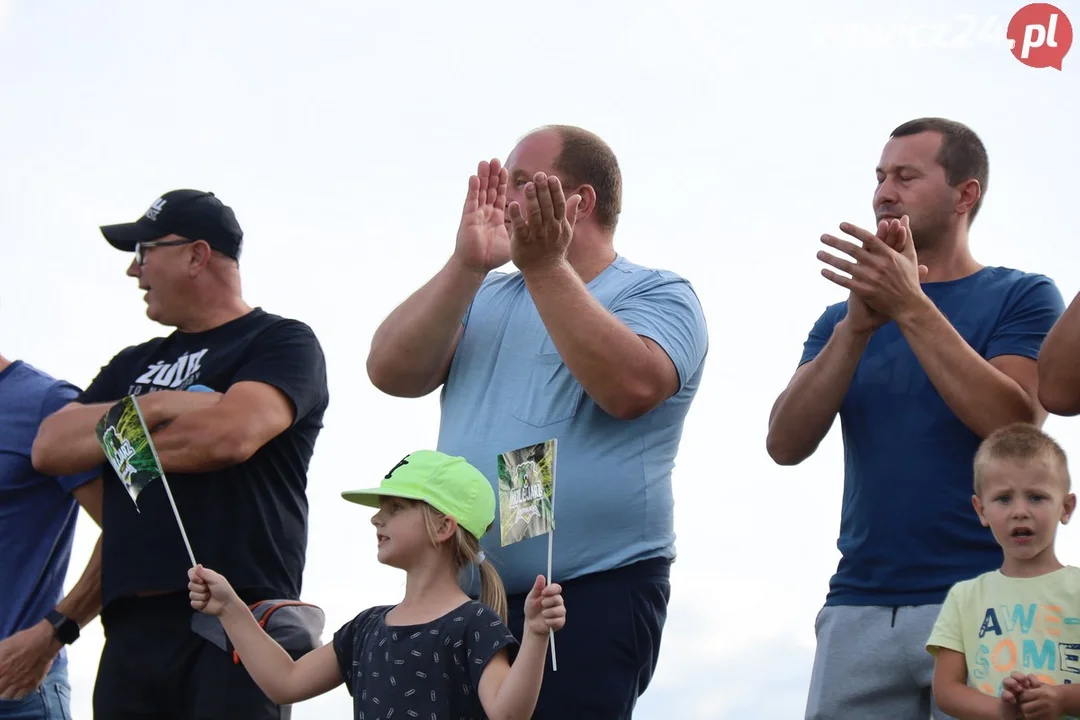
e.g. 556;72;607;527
187;449;566;719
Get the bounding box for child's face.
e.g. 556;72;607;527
370;497;430;569
973;458;1075;574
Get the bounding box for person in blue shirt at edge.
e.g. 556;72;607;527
365;125;710;719
1036;264;1080;419
766;116;1067;720
0;354;103;719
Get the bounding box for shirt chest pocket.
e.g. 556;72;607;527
508;343;585;428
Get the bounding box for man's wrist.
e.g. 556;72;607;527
893;292;937;330
446;253;495;282
834;317;875;348
520;257;573;285
43;609;80;646
33;617;65;653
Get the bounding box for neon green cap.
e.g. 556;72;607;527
341;450;495;541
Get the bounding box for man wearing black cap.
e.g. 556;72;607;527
31;189;331;719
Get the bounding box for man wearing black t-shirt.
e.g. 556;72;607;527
31;189;330;720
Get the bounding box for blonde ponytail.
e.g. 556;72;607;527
420;504;509;622
477;557;509;624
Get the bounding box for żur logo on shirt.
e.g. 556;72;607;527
127;349;209;395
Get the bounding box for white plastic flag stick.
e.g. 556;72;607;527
131;400;198;568
547;443;557;672
547;531;557;671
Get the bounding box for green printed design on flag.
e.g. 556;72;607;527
497;440;555;547
95;395;163;506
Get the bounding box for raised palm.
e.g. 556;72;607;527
455;159;511;273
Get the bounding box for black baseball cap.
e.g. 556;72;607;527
99;189;244;260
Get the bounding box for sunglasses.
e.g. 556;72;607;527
134;239;195;266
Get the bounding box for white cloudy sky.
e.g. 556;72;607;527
2;0;1077;717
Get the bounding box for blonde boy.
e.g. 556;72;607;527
927;423;1080;720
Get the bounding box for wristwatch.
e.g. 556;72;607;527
45;610;80;645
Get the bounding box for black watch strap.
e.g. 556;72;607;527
45;610;80;645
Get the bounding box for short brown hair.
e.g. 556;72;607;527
540;125;623;231
973;423;1070;495
890;117;989;224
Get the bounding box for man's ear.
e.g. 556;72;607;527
188;240;213;276
566;184;596;223
955;178;981;220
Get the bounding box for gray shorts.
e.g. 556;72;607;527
805;604;956;720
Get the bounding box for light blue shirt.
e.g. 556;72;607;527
438;255;709;595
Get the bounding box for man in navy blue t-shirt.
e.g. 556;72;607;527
767;118;1066;719
0;354;102;719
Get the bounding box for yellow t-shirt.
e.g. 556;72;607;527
927;566;1080;708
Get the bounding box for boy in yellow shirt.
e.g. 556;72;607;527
927;422;1080;720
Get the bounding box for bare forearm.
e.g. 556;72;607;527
935;682;1004;720
149;417;236;473
490;632;548;720
766;318;870;466
367;257;487;397
56;536;102;628
219;601;301;705
898;298;1038;437
31;402;114;476
136;392;232;473
1038;292;1080;416
521;260;662;419
29;536;103;659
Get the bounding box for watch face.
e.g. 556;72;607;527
58;619;79;644
48;611;79;644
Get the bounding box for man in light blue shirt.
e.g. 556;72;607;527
367;125;709;719
0;353;103;718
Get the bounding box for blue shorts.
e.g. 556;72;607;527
0;661;71;720
506;557;671;720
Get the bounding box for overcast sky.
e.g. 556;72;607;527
2;0;1077;717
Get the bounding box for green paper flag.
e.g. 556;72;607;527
96;395;163;507
95;395;197;567
495;438;559;671
496;439;556;547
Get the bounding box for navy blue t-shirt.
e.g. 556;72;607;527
0;361;99;668
76;308;329;608
799;267;1066;606
332;601;518;720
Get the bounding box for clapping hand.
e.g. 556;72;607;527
508;172;581;274
523;575;566;638
454;159;511;274
818;215;929;327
